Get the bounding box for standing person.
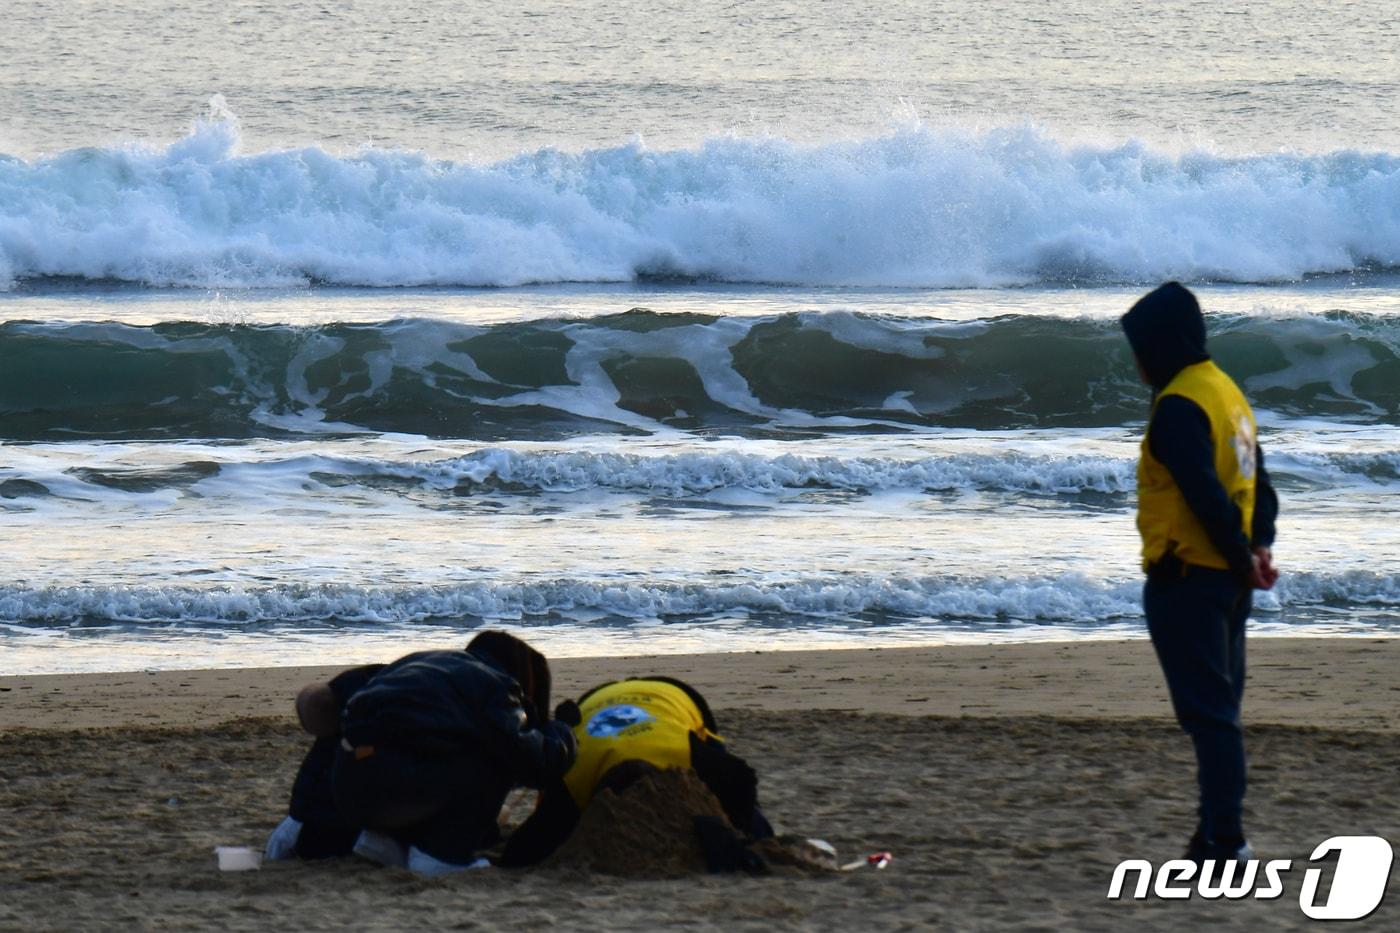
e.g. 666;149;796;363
1120;282;1279;863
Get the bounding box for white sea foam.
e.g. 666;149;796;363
4;110;1400;289
4;569;1398;630
1264;570;1400;610
0;575;1145;626
15;427;1400;529
395;448;1137;496
13;442;1400;510
0;448;1139;504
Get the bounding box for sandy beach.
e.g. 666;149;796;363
2;638;1397;930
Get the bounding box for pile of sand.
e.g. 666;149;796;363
546;767;839;878
548;768;731;877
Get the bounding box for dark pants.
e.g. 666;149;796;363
331;744;508;863
1144;566;1251;842
288;736;362;858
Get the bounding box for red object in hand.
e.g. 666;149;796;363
868;851;893;869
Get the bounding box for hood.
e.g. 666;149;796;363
1120;282;1209;390
466;630;551;724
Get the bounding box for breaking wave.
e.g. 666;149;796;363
1;570;1397;630
4;110;1400;289
0;575;1148;627
0;448;1136;504
8;443;1400;509
4;309;1400;439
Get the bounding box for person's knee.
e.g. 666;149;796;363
1181;711;1243;742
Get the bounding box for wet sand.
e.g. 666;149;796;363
1;638;1397;930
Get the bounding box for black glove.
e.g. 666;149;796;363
553;699;582;727
520;697;542;729
694;816;768;874
543;719;578;763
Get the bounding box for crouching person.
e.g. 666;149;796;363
499;676;772;867
333;631;576;875
266;631;576;876
263;661;386;860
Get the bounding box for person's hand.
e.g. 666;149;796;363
544;718;578;763
553;699;582;727
1248;547;1278;591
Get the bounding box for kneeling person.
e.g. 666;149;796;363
500;676;771;866
266;631;576;875
263;661;386;860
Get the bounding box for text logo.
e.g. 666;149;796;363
1299;837;1394;921
1108;835;1393;921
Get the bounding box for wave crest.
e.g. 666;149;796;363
4;112;1400;289
3;570;1397;630
5;311;1399;439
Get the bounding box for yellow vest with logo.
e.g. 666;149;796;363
563;679;723;810
1137;360;1257;570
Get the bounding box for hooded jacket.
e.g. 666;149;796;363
284;662;386;858
1121;282;1211;391
1121;283;1278;578
341;648;576;788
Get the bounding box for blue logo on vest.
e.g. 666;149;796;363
586;704;655;738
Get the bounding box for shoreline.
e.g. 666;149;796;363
3;636;1396;732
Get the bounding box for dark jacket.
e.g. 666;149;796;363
286;662;386;858
341;648;576;788
1121;283;1278;579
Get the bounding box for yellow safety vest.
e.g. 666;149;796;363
1137;360;1257;570
563;679;722;810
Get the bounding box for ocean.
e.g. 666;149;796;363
3;0;1398;673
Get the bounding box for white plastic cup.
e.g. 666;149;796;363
215;846;262;871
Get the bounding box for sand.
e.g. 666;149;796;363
1;638;1397;930
548;767;736;877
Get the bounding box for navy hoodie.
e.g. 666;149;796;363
341;648;576;787
1121;283;1278;578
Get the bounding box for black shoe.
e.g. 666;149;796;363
1184;831;1255;864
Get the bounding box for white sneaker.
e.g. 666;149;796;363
406;846;490;876
263;815;303;861
353;830;408;868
